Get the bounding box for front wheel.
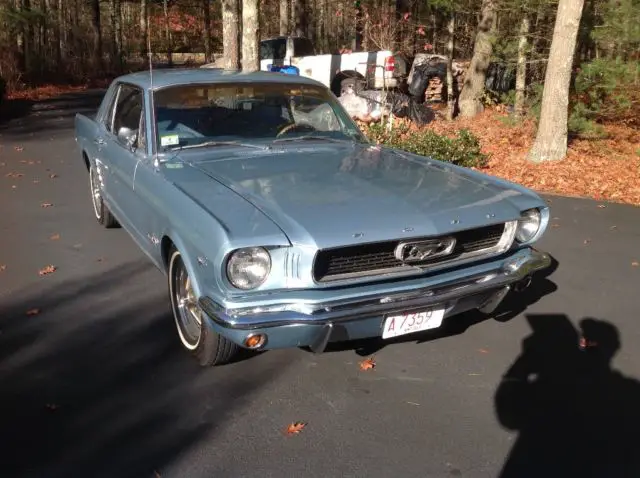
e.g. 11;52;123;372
168;247;239;366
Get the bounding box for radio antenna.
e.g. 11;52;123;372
147;26;160;168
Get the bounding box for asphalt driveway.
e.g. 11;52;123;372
0;92;639;478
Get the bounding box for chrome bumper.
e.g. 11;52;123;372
199;248;551;344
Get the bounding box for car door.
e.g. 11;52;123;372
101;83;149;246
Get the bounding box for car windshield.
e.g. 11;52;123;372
153;82;366;150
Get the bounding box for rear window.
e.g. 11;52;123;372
259;39;287;60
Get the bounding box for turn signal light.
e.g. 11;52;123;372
244;333;267;349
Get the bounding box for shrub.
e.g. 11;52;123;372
573;58;640;127
362;122;488;169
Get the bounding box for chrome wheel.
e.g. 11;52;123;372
89;165;102;221
170;252;202;350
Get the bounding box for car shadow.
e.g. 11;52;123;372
495;313;640;477
0;263;292;477
319;254;559;358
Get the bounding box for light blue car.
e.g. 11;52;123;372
75;68;552;366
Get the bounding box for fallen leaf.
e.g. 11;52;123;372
26;308;40;316
285;422;307;435
11;185;17;189
38;265;57;276
478;348;490;354
359;356;376;370
597;204;606;208
14;146;24;152
5;172;24;178
19;160;27;164
49;233;60;240
0;264;6;272
551;224;560;228
632;261;639;267
33;180;40;184
96;257;105;262
49;173;58;179
41;202;53;208
610;225;618;230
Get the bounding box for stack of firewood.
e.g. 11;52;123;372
423;61;469;102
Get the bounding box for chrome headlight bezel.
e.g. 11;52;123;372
226;247;272;290
515;207;546;244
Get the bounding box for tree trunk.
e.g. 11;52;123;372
514;15;530;117
203;0;212;62
242;0;260;72
163;0;172;67
56;0;64;64
446;12;456;120
457;0;497;118
292;0;305;37
528;0;585;163
140;0;148;57
91;0;102;69
110;0;123;71
222;0;240;69
279;0;288;35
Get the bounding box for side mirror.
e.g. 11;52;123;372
117;126;137;151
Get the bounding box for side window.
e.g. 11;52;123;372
101;85;119;132
112;84;143;144
293;38;314;57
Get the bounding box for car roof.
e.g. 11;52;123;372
113;68;325;91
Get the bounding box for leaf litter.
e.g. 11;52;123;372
391;107;640;206
285;422;307;435
38;265;57;276
359;357;376;370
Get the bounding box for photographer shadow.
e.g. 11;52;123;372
496;314;640;478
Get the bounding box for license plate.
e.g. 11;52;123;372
382;306;445;339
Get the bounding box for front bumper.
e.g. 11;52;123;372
199;247;551;352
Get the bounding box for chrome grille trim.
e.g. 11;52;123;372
313;221;518;283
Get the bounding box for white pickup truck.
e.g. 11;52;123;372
203;36;408;97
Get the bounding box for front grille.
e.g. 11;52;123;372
313;223;506;282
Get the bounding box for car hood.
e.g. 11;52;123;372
182;142;543;249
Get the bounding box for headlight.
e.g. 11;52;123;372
226;247;271;290
515;208;541;243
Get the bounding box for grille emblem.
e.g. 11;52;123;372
394;237;457;264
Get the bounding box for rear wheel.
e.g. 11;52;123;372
89;162;118;228
168;247;239;366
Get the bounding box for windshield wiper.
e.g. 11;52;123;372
272;135;353;144
171;140;270;151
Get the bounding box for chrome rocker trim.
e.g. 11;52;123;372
199;247;552;331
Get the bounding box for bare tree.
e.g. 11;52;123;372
514;15;530;116
458;0;497;118
446;12;456;120
222;0;240;69
528;0;585;162
242;0;260;71
91;0;102;68
279;0;288;35
203;0;212;62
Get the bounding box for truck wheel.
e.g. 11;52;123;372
168;247;239;366
89;162;119;228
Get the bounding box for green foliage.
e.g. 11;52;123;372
573;58;640;127
362;122;488;169
590;0;640;59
